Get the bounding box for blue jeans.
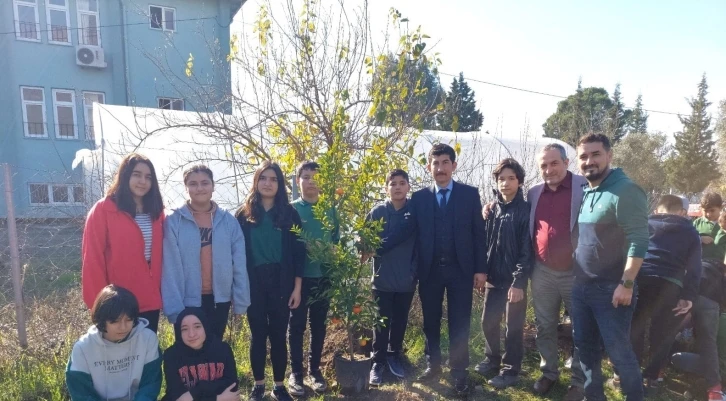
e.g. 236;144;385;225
572;280;643;401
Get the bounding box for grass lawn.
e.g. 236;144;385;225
0;288;701;401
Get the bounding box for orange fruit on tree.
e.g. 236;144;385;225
359;339;367;347
331;317;341;325
335;188;344;196
352;305;362;314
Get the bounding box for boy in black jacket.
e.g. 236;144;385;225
365;169;417;386
630;194;702;387
474;158;532;389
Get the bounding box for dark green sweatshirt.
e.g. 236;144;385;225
573;168;649;282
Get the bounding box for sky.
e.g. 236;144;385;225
235;0;726;139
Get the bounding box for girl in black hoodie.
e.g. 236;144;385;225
163;308;239;401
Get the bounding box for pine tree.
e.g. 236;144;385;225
606;84;631;142
665;74;721;194
437;72;483;132
626;94;649;134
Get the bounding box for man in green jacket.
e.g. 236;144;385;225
570;133;649;401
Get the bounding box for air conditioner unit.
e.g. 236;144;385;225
75;45;107;68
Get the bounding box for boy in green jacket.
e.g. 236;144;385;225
693;192;726;262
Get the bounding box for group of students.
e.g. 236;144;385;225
69;155;339;401
65;132;726;401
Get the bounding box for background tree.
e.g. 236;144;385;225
437;72;483;132
371;54;445;130
613;131;670;206
543;81;619;146
626;94;649;134
605;83;632;142
665;74;720;194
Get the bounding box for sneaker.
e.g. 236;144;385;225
370;362;385;386
271;385;293;401
248;384;265;401
287;372;305;396
388;354;406;378
308;370;328;393
564;385;585;401
488;374;519;389
474;359;500;376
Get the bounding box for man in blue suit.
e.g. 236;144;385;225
410;143;488;395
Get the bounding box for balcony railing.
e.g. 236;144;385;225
24;121;46;137
50;24;70;43
79;28;99;46
17;21;39;40
56;123;77;138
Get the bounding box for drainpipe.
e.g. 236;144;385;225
118;0;131;105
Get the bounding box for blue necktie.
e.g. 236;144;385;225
438;188;449;209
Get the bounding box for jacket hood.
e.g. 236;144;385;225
173;307;215;353
88;317;149;346
172;201;220;220
649;213;693;233
585;168;627;192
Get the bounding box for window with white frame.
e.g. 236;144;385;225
21;86;46;137
149;5;175;32
29;183;85;205
13;0;40;41
52;89;77;139
46;0;71;44
158;97;184;111
77;0;100;46
82;92;104;140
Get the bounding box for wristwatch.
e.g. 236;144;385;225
620;279;635;289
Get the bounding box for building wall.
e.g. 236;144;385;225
1;0;242;218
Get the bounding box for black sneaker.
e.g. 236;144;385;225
288;372;305;396
370;362;385;386
308;370;328;393
248;384;265;401
388;354;406;378
271;385;293;401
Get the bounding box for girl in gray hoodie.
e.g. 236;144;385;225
162;165;250;339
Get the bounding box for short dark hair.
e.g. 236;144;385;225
577;133;611;152
492;158;525;184
296;160;320;179
386;169;409;184
657;194;686;214
183;164;214;185
91;285;140;333
542;143;568;161
700;192;723;209
428;143;457;163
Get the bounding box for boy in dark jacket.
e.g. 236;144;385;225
365;169;418;386
630;194;702;387
474;158;532;389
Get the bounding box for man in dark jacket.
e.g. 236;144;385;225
630;194;701;387
409;143;488;395
365;169;418;386
474;158;532;389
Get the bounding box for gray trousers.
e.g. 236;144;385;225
531;262;585;387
